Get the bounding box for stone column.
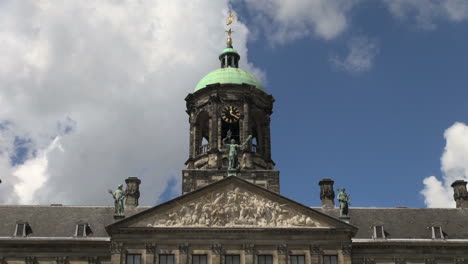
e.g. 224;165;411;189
243;99;250;146
319;179;335;209
451;180;468;208
146;243;156;264
208;110;214;151
277;244;288;264
243;244;255;264
263;118;271;160
217;117;222;152
242;99;252;169
125;177;141;207
193;123;199;158
189;114;195;161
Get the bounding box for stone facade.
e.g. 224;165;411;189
106;177;356;264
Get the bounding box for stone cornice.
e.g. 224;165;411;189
0;236;110;242
110;226;351;234
352;238;468;248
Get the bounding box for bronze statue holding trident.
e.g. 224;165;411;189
223;130;252;175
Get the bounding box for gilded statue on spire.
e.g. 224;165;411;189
225;12;236;47
226;12;236;26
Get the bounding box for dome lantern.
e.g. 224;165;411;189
194;13;264;92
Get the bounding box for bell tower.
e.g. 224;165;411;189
182;13;279;194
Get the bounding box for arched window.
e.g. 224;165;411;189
196;111;210;156
250;110;264;154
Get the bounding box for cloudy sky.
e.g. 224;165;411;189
0;0;467;208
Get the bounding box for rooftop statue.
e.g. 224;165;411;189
223;130;252;175
337;188;350;217
108;184;126;217
226;12;236;26
225;12;236;47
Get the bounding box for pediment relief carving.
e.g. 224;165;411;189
140;185;328;228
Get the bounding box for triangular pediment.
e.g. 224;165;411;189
107;177;356;231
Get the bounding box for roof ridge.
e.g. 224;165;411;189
0;205;152;208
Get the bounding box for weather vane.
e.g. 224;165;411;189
225;12;236;47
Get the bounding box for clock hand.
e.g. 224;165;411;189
229;109;239;119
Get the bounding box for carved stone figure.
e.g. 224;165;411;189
109;184;125;216
337;188;350;217
148;186;322;228
223;130;252;174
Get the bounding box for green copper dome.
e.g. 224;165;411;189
195;67;265;92
194;46;264;92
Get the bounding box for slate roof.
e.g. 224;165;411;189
316;207;468;239
0;204;467;240
0;205;149;238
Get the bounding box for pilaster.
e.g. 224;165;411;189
146;243;157;264
309;245;320;264
277;244;288;264
179;243;190;264
340;245;352;264
211;244;223;264
110;241;124;264
243;244;255;264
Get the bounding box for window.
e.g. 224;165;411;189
374;225;385;239
192;255;207;264
258;255;273;264
15;222;32;237
160;254;175;264
126;254;141;264
76;223;92;237
16;223;25;236
432;226;444;239
225;255;240;264
323;255;338;264
290;255;305;264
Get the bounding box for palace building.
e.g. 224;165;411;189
1;20;468;264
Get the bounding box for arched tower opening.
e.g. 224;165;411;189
250;110;264;154
195;111;210;156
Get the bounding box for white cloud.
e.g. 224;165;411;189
13;137;63;204
421;176;454;208
385;0;468;29
0;1;261;205
243;0;362;44
421;122;468;207
330;36;379;73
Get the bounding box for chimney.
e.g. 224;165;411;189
125;177;141;207
451;180;468;208
319;178;335;208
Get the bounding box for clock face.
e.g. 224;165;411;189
221;105;240;123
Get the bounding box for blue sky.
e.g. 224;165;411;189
234;1;468;208
1;0;467;207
